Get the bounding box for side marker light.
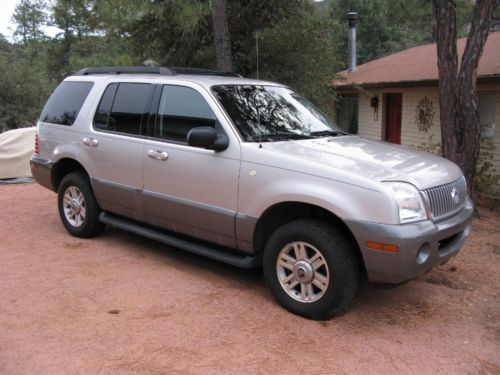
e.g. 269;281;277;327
366;241;399;252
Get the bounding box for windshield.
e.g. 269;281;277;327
212;85;343;142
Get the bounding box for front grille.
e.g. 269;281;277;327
422;177;467;222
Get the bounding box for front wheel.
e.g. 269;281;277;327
263;219;359;320
57;172;104;238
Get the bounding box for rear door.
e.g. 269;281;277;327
142;83;241;248
83;81;154;220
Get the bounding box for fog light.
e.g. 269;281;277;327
416;243;430;264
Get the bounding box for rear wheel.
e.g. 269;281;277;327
57;172;104;238
263;219;358;320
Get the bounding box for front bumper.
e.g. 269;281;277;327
346;201;474;284
30;156;54;191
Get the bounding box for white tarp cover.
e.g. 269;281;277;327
0;127;36;179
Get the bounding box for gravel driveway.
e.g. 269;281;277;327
1;183;499;374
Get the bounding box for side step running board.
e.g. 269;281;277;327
99;212;262;269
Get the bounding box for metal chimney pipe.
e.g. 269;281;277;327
348;12;358;72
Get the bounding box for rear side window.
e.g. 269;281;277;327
94;83;118;129
155;85;216;142
94;83;152;136
39;81;93;125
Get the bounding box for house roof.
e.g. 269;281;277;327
333;30;500;88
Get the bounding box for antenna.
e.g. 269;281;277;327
255;31;259;80
253;86;262;149
257;101;262;148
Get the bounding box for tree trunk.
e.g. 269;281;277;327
211;0;233;71
433;0;496;198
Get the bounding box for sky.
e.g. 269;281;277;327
0;0;60;41
0;0;19;38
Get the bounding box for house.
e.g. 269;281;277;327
333;31;500;196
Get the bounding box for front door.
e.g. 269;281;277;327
142;83;241;248
384;93;402;144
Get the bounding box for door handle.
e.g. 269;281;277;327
147;149;168;161
82;137;99;147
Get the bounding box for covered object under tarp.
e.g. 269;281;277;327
0;127;36;179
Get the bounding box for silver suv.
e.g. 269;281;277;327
31;67;473;319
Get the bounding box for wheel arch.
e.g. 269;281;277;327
51;158;91;192
253;201;365;274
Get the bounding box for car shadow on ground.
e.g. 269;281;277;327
99;225;266;287
97;225;432;321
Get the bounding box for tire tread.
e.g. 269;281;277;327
263;219;359;320
57;172;104;238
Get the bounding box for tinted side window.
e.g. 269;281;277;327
40;81;93;125
155;85;216;142
94;83;151;135
94;83;118;130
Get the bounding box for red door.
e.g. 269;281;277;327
384;93;402;144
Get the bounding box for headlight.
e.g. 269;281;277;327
383;182;428;224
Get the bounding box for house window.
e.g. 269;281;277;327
479;92;496;140
336;94;358;134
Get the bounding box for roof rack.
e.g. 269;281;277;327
75;67;174;76
169;67;242;78
74;66;242;78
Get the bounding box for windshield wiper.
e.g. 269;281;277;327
262;132;313;141
310;130;345;137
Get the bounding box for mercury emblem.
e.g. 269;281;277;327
450;188;459;204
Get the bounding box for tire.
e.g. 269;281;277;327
263;219;359;320
57;172;104;238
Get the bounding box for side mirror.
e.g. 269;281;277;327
187;127;229;151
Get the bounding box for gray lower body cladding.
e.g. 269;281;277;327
345;204;474;284
30;156;54;191
92;178;258;253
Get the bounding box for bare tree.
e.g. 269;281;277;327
433;0;497;198
211;0;232;71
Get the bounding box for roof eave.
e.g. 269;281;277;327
334;75;500;90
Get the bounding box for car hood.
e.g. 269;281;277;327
257;136;463;190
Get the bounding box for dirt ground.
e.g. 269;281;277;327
0;183;499;374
